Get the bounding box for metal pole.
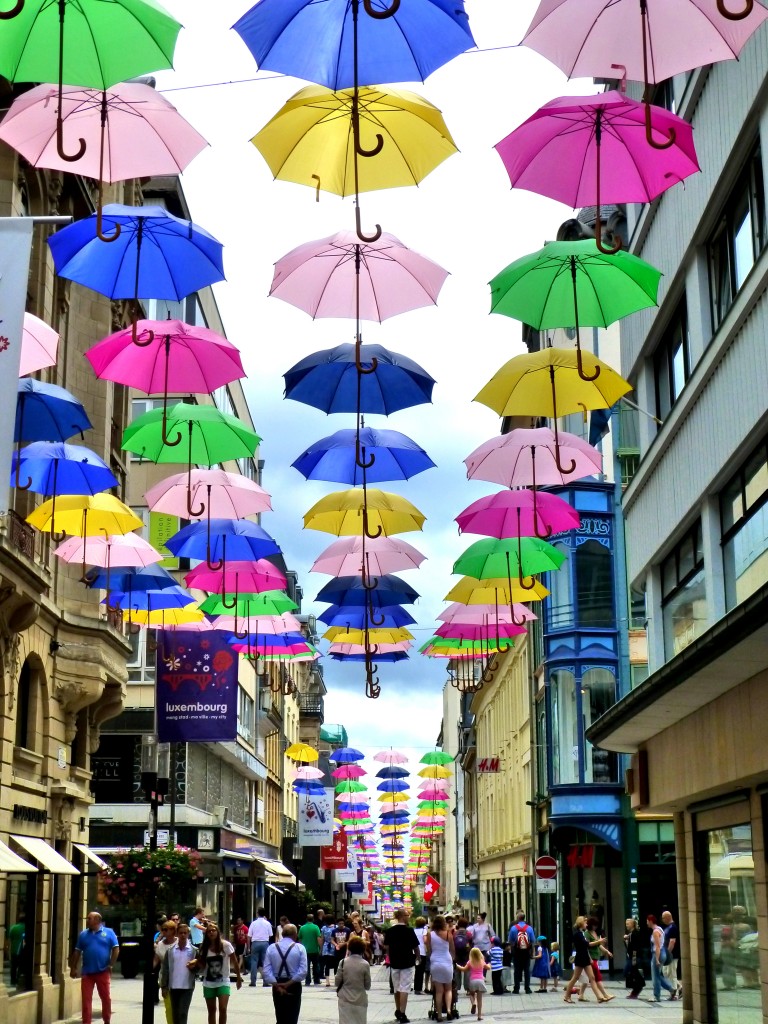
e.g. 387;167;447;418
0;215;73;225
142;775;158;1024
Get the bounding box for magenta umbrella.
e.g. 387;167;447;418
20;313;58;377
54;532;163;568
465;427;602;488
185;559;287;597
456;489;580;540
495;91;698;252
310;535;426;577
332;765;367;780
438;602;538;625
419;786;451;799
145;469;271;520
435;621;527;642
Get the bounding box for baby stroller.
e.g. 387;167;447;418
427;980;460;1020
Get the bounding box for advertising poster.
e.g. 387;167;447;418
298;786;335;846
321;830;348;870
156;631;238;742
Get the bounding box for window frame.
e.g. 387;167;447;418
720;435;768;609
654;296;691;421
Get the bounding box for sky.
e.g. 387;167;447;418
153;0;592;755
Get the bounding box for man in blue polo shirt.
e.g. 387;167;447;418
69;911;119;1024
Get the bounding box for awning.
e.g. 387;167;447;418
0;839;37;873
12;835;79;875
217;851;254;863
265;883;284;894
255;858;296;885
74;844;109;870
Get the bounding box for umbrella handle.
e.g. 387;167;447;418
356;437;375;470
362;507;382;540
368;604;385;627
363;0;400;18
481;656;497;684
510;605;525;627
96;197;121;244
233;622;249;640
221;575;239;610
576;344;601;382
161;402;183;448
361;568;379;592
132;317;155;347
356;133;384;159
206;532;224;572
355;337;378;375
644;98;676;151
0;0;23;17
13;453;32;491
355;205;382;244
56;112;85;163
717;0;752;18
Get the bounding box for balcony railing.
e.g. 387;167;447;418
298;695;324;719
8;509;35;561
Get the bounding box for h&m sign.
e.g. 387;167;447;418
476;757;500;773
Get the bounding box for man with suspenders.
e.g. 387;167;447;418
263;923;309;1024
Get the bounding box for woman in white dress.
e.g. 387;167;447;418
426;916;456;1022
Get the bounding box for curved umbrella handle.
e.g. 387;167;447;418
717;0;752;18
0;0;24;17
161;401;183;448
187;447;205;518
355;336;378;376
356;132;384;158
233;620;249;641
206;531;224;573
132;315;155;348
363;0;400;17
356;438;375;470
13;452;32;491
56;113;86;163
481;657;496;684
221;574;239;610
362;506;383;540
96;196;121;244
576;344;601;382
361;567;379;592
49;487;66;542
368;604;385;627
355;204;382;244
644;99;676;151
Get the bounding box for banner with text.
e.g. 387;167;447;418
156;631;238;742
298;786;335;846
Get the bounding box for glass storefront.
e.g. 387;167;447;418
1;875;35;993
705;823;760;1024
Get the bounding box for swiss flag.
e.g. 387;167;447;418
423;875;440;902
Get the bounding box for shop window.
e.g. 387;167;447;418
575;540;614;627
709;144;767;329
551;669;578;784
2;876;36;992
661;522;707;659
547;542;573;629
581;668;618;783
654;298;690;421
721;438;768;609
704;823;759;1024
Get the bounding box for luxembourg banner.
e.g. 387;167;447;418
298;786;334;847
0;219;35;514
156;631;238;742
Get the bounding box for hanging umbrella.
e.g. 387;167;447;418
373;750;408;764
311;535;426;577
435;621;526;642
185;560;287;607
208;613;302;635
48;205;225;343
293;426;435;485
420;752;454;766
11;442;117;530
495;92;698;250
284;342;435;414
285;742;319;761
465;426;603;488
331;747;366;763
332;765;367;780
445;576;550;605
107;585;195;613
418;786;450;799
165;519;280;573
316;574;419;606
378;791;409;803
233;0;474;91
375;765;409;778
27;493;141;538
85;563;177;593
293;780;326;794
417;778;447;789
453;536;567;590
438;602;538;626
329;641;412;655
304;489;425;537
15;379;91;442
456;488;580;541
377;779;410;792
126;606;205;628
54;532;163;569
199;591;297;617
323;625;413;644
146;469;271;520
417;765;451;779
489;240;662;379
294;766;325;780
319;607;415;629
20;312;58;376
156;617;214;633
0;83;206;241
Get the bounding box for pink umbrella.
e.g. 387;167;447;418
373;750;409;764
330;642;413;655
417;779;449;791
146;469;271;521
465;427;602;487
0;83;207;242
311;535;426;577
294;765;325;780
20;313;59;376
210;612;302;635
456;489;580;540
438;603;538;625
185;559;287;597
54;532;163;568
335;792;370;804
332;765;367;780
435;621;526;642
419;787;451;799
495;91;698;252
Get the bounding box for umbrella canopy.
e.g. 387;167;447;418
293;427;435;485
319;607;415;629
20;312;58;377
233;0;474;91
465;427;603;487
199;591;297;617
294;766;324;780
311;535;426;577
375;766;409;778
521;0;768;86
329;641;412;655
54;532;163;568
377;780;410;792
417;765;451;779
332;765;367;780
165;520;281;565
444;576;550;604
323;625;413;644
435;621;526;642
27;493;142;536
122;404;260;465
420;752;454;765
456;488;580;539
12;442;117;496
293;780;325;794
285;742;319;761
86;319;244;394
304;489;426;536
284;342;435;414
185;560;287;596
271;230;449;320
146;469;271;519
252;85;457;196
126;606;205;628
108;585;195;612
438;602;538;625
15;380;91;443
85;563;177;593
208;613;302;635
373;750;408;764
378;791;408;803
316;574;419;605
453;536;568;580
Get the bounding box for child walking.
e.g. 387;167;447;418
532;936;551;992
456;947;488;1020
549;942;561;991
489;937;505;995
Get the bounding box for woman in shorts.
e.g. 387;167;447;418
190;922;242;1024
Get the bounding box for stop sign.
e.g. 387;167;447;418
535;855;558;879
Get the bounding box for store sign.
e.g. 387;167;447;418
477;757;500;773
566;844;594;869
298;786;335;847
458;883;479;901
321;831;348;870
12;804;47;824
156;632;237;742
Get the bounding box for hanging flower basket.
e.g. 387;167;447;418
100;846;202;907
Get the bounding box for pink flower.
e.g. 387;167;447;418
129;882;135;887
116;863;123;869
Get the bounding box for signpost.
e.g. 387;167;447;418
534;854;558;894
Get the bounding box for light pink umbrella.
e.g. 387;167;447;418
294;765;325;780
465;427;602;487
209;613;302;634
311;535;426;577
20;313;59;376
438;603;538;625
54;532;163;568
456;489;580;540
329;642;413;655
185;559;287;596
335;792;370;805
146;469;271;521
373;750;409;764
332;765;367;780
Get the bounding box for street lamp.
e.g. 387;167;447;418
140;737;169;1024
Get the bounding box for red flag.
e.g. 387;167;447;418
423;875;440;902
321;830;348;870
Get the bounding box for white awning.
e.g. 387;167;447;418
217;851;254;863
12;836;79;875
74;843;108;870
255;858;296;884
0;839;37;873
265;883;284;894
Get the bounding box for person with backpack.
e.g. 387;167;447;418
453;919;471;1000
263;924;308;1024
507;911;535;994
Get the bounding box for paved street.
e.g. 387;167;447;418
80;967;684;1024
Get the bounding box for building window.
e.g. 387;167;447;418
575;540;614;627
581;667;618;783
212;385;235;419
661;522;707;658
654;298;690;420
127;630;156;683
721;438;768;609
547;542;573;629
709;144;767;329
550;669;578;785
237;687;254;744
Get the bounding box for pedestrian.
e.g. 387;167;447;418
248;908;274;987
489;936;505;995
647;914;677;1002
232;918;248;972
531;935;551;992
276;916;290;942
455;946;487;1020
468;913;495;961
623;919;645;1000
413;917;430;994
662;911;683;1000
7;910;25;987
69;911;120;1024
562;916;605;1004
336;934;372;1024
189;908;208;949
577;917;614;1001
549;942;561;991
263;923;308;1024
190;921;242;1024
155;920;178;1023
425;915;456;1022
160;923;197;1024
298;913;323;986
322;915;338;986
383;908;420;1024
453;919;471;999
507;910;535;994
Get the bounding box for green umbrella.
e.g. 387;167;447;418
200;591;298;617
489;239;661;382
417;801;448;811
453;536;566;592
0;0;181;163
419;636;509;655
335;781;367;793
419;751;454;766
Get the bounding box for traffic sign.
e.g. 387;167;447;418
535;855;558;879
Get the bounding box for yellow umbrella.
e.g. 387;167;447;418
323;626;414;644
445;576;550;604
27;493;142;536
417;765;452;779
285;742;319;762
377;792;409;803
124;606;205;627
252;85;457;198
304;489;425;537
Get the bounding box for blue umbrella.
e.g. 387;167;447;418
293;780;326;794
165;519;281;572
106;585;195;612
375;766;409;779
15;380;91;443
330;747;365;763
336;802;371;812
12;441;116;496
292;426;435;485
233;0;475;92
320;607;415;629
376;779;409;792
86;564;177;592
224;632;308;648
48;205;225;344
316;574;419;605
284;343;435;415
380;809;409;819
